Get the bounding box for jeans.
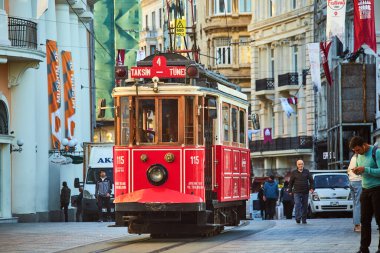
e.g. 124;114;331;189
294;193;309;221
360;187;380;253
350;180;362;225
97;196;111;221
265;199;277;220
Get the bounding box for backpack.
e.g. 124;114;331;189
373;144;378;167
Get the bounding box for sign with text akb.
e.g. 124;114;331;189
131;56;186;79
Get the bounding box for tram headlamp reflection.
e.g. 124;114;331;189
147;165;168;186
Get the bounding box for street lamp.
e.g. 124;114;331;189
49;138;83;164
11;139;24;153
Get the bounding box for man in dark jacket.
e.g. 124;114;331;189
288;160;314;224
95;170;112;222
263;175;279;220
60;181;71;222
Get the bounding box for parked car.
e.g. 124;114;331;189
309;171;353;217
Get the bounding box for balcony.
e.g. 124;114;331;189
254;78;275;98
8;17;37;49
277;72;299;93
249;136;313;157
140;28;159;41
0;16;44;63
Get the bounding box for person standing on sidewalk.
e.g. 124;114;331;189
347;153;362;232
257;184;266;219
288;160;314;224
76;187;83;222
95;170;112;222
280;181;294;219
60;181;71;222
263;175;279;220
350;136;380;253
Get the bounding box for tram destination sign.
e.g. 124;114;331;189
131;56;186;79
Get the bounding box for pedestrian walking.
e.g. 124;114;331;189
263;175;279;220
257;184;266;219
60;181;71;222
347;153;362;232
288;160;314;224
76;187;83;222
349;136;380;253
95;169;112;222
280;181;294;219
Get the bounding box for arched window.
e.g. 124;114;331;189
0;101;9;135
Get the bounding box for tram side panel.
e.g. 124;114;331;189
215;145;250;202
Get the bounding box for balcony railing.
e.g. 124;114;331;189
8;17;37;49
278;72;299;87
255;78;275;91
249;136;313;152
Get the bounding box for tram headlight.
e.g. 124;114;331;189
147;164;168;186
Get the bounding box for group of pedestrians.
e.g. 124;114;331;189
258;159;314;223
59;169;112;222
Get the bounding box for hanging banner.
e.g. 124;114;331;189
46;40;62;149
263;128;273;144
115;49;125;86
320;41;333;86
287;97;298;105
354;0;377;55
307;43;321;92
280;98;295;118
326;0;346;47
61;51;76;140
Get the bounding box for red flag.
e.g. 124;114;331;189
287;97;298;105
354;0;377;54
320;41;333;86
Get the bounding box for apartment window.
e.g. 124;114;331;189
270;48;275;78
239;0;251;13
292;0;297;9
193;0;197;20
269;0;273;17
293;46;298;72
145;15;148;30
150;45;156;55
215;38;232;65
159;8;162;28
238;37;251;64
214;0;232;15
152;11;156;30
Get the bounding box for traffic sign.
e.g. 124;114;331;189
130;56;186;79
175;19;186;36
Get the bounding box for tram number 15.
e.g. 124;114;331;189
190;156;200;165
116;156;125;165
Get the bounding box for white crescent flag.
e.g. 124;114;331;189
326;0;347;47
307;43;321;92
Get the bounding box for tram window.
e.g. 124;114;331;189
185;97;194;145
138;99;156;143
231;107;238;143
161;99;178;142
239;110;246;144
222;104;230;142
198;97;204;145
120;97;130;145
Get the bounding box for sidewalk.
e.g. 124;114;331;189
203;218;379;253
0;222;138;253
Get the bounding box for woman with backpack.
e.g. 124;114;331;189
280;181;294;219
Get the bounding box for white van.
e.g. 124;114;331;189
309;172;353;217
75;143;114;221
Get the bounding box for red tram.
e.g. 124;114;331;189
112;53;250;235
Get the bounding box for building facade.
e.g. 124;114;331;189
194;0;252;97
248;0;315;177
0;0;93;222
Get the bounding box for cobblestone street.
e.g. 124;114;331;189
1;218;379;253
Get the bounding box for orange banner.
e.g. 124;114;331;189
46;40;62;149
61;51;76;140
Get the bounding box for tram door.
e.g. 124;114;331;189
204;96;217;206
